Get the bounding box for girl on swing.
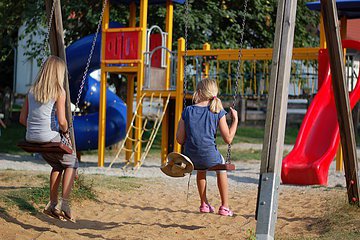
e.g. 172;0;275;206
176;78;238;216
19;55;77;222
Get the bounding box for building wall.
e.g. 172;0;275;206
14;24;43;95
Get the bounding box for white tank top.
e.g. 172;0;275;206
26;92;59;143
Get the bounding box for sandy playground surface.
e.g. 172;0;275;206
0;147;358;240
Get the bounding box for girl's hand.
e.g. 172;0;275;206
61;130;73;149
229;107;238;121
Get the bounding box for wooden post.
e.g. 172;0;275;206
255;0;297;239
45;0;76;152
320;0;360;205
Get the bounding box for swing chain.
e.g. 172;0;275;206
68;0;107;133
226;0;249;163
41;0;57;65
183;0;190;109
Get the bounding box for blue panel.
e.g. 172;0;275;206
65;22;127;151
111;0;185;5
306;0;360;19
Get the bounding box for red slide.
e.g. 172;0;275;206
282;40;360;186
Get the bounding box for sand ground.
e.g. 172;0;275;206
0;151;356;240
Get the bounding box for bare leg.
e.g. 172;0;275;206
56;167;76;221
197;170;207;205
62;167;76;200
217;172;229;208
50;169;63;203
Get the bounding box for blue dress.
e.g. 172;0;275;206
182;105;227;170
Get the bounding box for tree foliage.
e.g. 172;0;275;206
1;0;319;89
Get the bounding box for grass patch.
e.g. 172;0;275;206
0;123;26;154
219;148;262;161
227;125;299;145
0;173;97;214
276;197;360;240
313;201;360;240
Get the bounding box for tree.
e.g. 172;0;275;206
1;0;320;90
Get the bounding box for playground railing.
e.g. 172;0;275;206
179;46;320;99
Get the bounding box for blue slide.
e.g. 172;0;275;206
65;27;127;151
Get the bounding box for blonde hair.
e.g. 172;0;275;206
30;55;66;103
192;78;223;113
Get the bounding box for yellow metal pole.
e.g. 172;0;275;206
161;99;169;165
134;0;148;166
336;144;343;171
126;74;135;161
203;43;210;77
129;1;136;27
125;2;136;161
173;38;185;153
160;0;174;164
98;0;110;167
227;61;231;94
253;60;257;96
165;0;173;90
320;13;327;49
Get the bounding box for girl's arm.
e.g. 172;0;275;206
56;90;69;132
219;107;238;144
176;119;186;145
19;96;29;127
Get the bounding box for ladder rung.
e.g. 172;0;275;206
126;136;137;142
126;136;149;143
135;113;147;119
122;147;135;152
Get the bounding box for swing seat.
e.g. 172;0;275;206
208;163;235;171
195;163;236;171
17;140;72;154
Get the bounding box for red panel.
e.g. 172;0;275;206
347;19;360;41
105;32;122;60
317;48;329;90
149;34;162;68
122;31;139;60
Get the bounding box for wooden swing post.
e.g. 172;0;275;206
320;0;360;205
45;0;76;152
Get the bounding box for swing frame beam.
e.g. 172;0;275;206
255;0;360;239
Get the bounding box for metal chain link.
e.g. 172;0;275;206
70;0;108;129
183;0;190;109
226;0;249;163
41;0;57;65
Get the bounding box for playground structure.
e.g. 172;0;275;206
98;0;338;170
21;0;359;239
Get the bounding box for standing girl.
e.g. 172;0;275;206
176;79;238;216
19;55;77;222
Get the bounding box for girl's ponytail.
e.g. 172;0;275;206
193;78;223;113
209;96;223;114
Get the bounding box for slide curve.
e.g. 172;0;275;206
281;40;360;185
65;23;127;151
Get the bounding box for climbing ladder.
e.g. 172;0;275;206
108;93;171;170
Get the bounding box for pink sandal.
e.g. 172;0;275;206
218;206;233;216
199;203;215;213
